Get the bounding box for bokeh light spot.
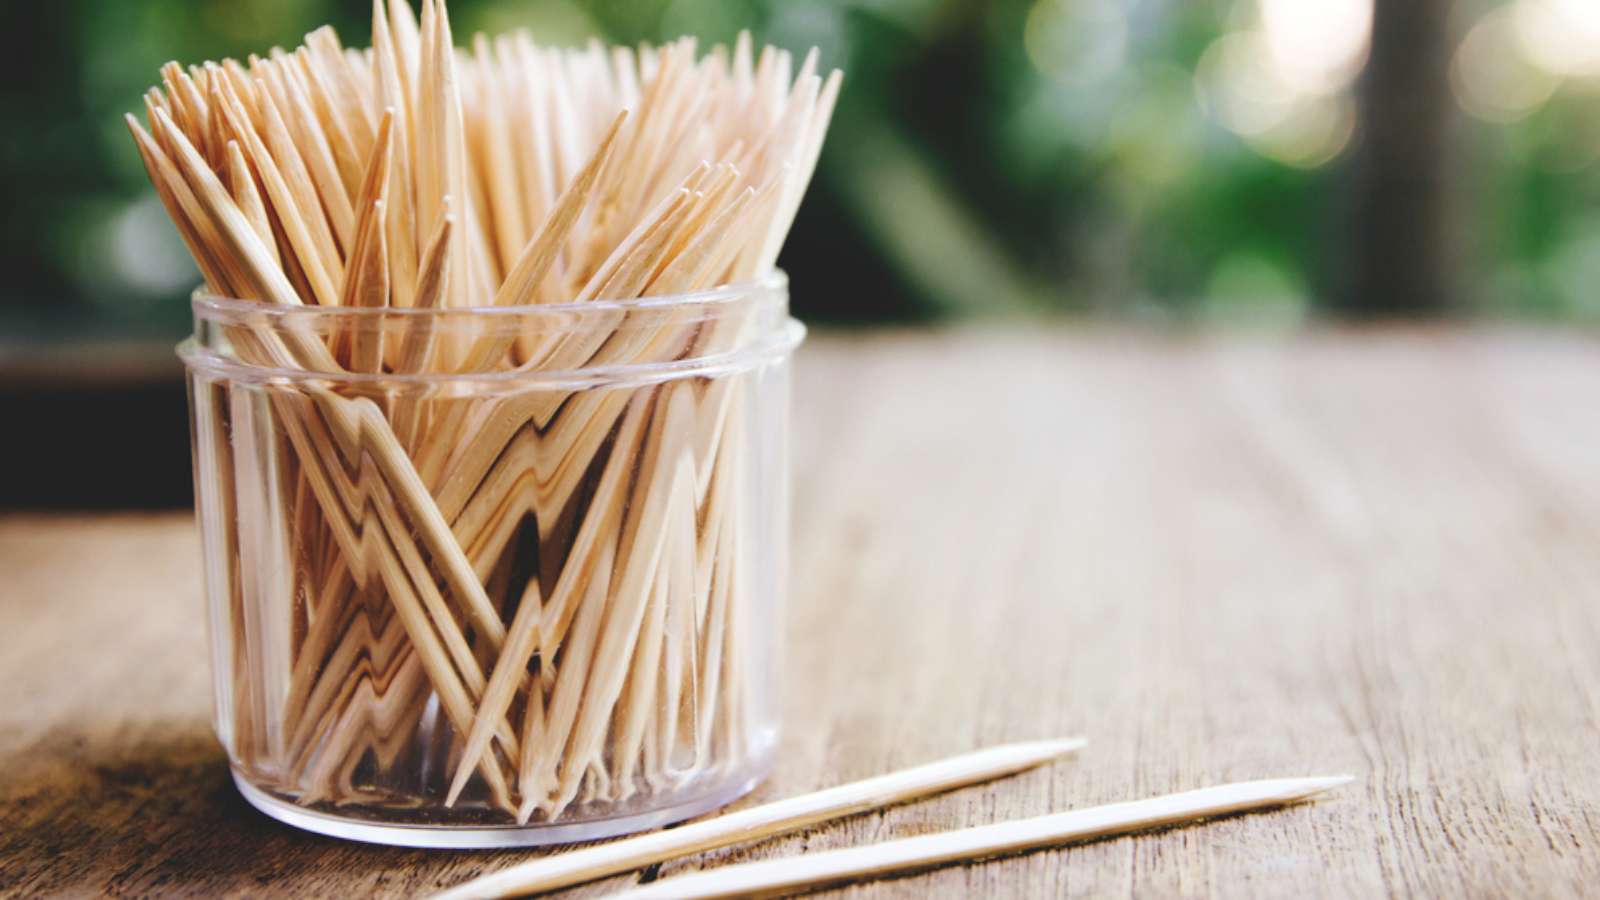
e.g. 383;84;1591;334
1513;0;1600;81
1025;0;1128;87
1258;0;1373;94
1452;7;1560;123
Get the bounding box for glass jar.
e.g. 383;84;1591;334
179;274;799;847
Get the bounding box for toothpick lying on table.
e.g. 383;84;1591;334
132;0;840;820
609;776;1354;900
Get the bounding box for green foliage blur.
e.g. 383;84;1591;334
4;0;1599;338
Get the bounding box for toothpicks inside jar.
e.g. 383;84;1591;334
139;0;836;834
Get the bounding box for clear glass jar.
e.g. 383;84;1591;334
179;274;799;847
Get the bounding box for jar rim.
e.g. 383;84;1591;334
192;271;789;320
183;284;803;390
184;270;798;387
179;319;804;388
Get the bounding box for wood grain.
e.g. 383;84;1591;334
3;329;1599;897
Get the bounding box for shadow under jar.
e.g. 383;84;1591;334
180;274;800;847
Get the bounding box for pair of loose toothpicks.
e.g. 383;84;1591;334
435;738;1352;899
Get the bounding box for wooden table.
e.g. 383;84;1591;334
4;330;1599;897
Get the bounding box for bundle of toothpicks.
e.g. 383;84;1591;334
130;0;839;823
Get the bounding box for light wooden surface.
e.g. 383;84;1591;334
4;329;1599;897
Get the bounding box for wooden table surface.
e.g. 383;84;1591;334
4;329;1600;898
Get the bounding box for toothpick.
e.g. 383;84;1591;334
339;109;394;371
370;0;419;308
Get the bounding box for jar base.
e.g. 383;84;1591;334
231;761;773;849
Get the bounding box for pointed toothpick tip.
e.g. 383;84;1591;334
1248;774;1357;805
1300;774;1357;795
1037;735;1090;757
443;771;469;807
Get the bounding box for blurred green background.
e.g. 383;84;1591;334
5;0;1600;507
7;0;1600;339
